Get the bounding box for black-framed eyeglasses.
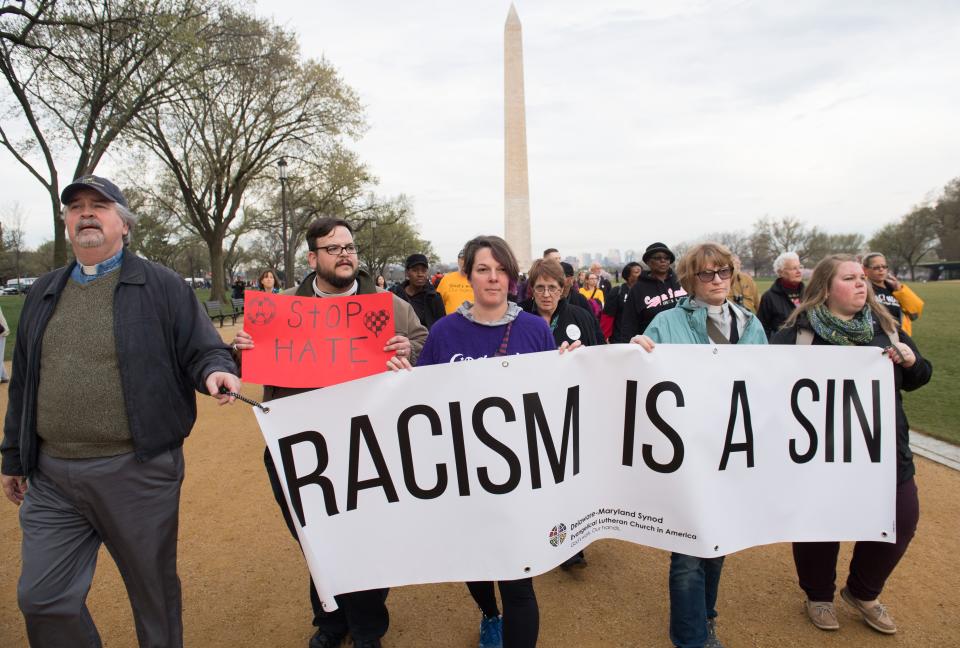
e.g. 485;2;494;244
533;285;562;296
311;244;359;256
869;264;888;270
695;267;733;283
648;255;671;262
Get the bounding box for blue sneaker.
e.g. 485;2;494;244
478;614;503;648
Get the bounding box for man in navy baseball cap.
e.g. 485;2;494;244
60;175;129;208
5;172;240;648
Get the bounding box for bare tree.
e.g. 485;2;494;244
0;0;215;265
869;206;938;279
353;195;435;280
247;146;375;281
1;201;27;281
131;8;364;301
933;177;960;261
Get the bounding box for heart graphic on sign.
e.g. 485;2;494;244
363;309;391;337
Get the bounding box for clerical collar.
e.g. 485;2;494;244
70;249;123;284
312;277;358;298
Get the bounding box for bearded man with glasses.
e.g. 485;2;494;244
230;218;427;648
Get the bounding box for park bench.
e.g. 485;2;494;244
204;300;238;327
231;298;245;317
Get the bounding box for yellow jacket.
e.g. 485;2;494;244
892;283;924;336
728;272;760;314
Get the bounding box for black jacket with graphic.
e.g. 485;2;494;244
613;270;687;342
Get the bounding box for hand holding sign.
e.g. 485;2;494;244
240;292;396;388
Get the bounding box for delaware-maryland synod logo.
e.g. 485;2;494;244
548;523;567;547
247;296;277;326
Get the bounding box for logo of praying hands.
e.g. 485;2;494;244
363;309;391;337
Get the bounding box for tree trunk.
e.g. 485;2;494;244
208;240;226;303
47;183;68;268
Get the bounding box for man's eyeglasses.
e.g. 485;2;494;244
869;264;888;270
533;285;562;296
648;255;671;262
695;267;733;283
312;244;359;256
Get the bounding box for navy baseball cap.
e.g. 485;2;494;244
60;175;129;208
560;261;575;277
405;253;429;269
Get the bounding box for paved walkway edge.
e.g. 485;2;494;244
910;430;960;471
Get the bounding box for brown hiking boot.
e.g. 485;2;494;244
805;600;839;630
841;587;897;634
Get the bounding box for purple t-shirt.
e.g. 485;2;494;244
417;311;556;366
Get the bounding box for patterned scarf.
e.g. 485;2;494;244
808;304;875;346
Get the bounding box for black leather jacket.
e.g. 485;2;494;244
2;251;236;476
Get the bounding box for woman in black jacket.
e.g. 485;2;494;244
522;259;602;348
772;254;932;636
521;258;600;571
758;251;804;339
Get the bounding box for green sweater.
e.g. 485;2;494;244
36;272;133;458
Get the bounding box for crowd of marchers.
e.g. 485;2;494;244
1;173;932;648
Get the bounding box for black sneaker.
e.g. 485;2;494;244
560;551;587;570
309;629;346;648
352;639;382;648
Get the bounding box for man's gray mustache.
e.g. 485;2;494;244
76;219;103;233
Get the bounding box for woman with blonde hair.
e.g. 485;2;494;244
772;254;931;636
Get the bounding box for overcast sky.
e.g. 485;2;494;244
4;1;959;264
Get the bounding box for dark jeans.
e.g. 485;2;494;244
467;579;539;648
263;448;389;641
793;477;919;602
668;553;724;648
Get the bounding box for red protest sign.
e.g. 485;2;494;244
241;291;396;388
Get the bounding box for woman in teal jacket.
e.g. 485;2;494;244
630;242;765;648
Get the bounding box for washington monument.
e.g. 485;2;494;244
504;3;532;271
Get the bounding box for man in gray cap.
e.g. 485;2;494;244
1;175;240;647
391;253;445;330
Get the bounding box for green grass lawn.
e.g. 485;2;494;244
898;282;959;444
3;281;956;443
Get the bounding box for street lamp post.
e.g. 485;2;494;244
277;157;290;288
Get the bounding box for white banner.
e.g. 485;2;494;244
254;344;896;611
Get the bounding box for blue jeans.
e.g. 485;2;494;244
669;553;724;648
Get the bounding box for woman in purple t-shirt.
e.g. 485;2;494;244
417;235;577;648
